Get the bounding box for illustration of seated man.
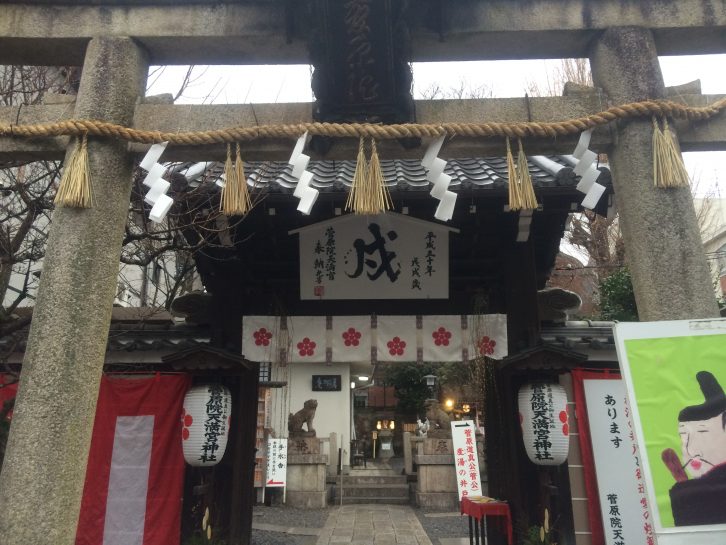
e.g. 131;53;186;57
662;371;726;526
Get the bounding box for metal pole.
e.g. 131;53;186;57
339;434;344;506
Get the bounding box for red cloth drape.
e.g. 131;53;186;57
75;374;190;545
0;373;18;420
460;497;513;545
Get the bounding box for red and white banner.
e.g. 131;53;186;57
241;316;278;363
76;374;190;545
422;315;463;362
288;316;327;363
377;316;418;362
242;314;507;363
331;316;372;361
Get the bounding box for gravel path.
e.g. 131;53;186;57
252;505;330;545
413;509;470;543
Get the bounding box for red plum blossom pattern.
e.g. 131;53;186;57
253;328;272;346
478;336;496;356
387;336;407;356
297;337;316;357
432;327;452;346
342;327;362;347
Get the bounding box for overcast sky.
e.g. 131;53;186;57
147;55;725;198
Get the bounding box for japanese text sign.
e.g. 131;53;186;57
451;420;483;501
291;213;457;300
583;377;650;545
265;438;287;488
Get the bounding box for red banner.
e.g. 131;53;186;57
0;374;18;420
76;374;190;545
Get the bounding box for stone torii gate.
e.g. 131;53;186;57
0;1;724;544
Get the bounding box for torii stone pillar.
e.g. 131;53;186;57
0;37;148;545
589;28;720;321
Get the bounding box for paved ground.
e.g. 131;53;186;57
252;505;470;545
316;505;433;545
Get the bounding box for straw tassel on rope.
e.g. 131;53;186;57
516;138;539;210
345;138;393;215
345;137;369;214
506;137;523;211
54;134;93;208
220;143;236;212
220;143;252;215
367;139;393;214
652;117;690;188
662;118;690;187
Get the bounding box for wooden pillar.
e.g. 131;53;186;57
589;27;719;321
229;365;260;545
505;237;541;353
484;237;542;543
0;37;147;545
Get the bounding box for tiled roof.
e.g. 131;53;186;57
540;321;616;352
172;155;611;193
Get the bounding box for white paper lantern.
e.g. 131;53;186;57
181;384;232;467
518;382;569;466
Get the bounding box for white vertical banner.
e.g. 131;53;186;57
103;416;154;545
583;379;649;545
451;420;483;500
265;439;287;488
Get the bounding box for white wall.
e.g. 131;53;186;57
269;363;351;443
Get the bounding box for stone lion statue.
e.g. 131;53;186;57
288;399;317;436
424;399;451;431
538;287;582;324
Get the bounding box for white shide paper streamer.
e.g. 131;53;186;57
421;134;456;222
571;130;606;210
139;142;173;223
288;132;319;215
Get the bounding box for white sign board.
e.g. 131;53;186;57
292;213;457;300
451;420;483;500
265;439;287;488
583;378;650;545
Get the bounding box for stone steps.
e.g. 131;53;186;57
343;475;408;485
333;495;411;505
334;473;411;505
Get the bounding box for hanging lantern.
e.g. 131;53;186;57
181;384;232;467
518;382;569;466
